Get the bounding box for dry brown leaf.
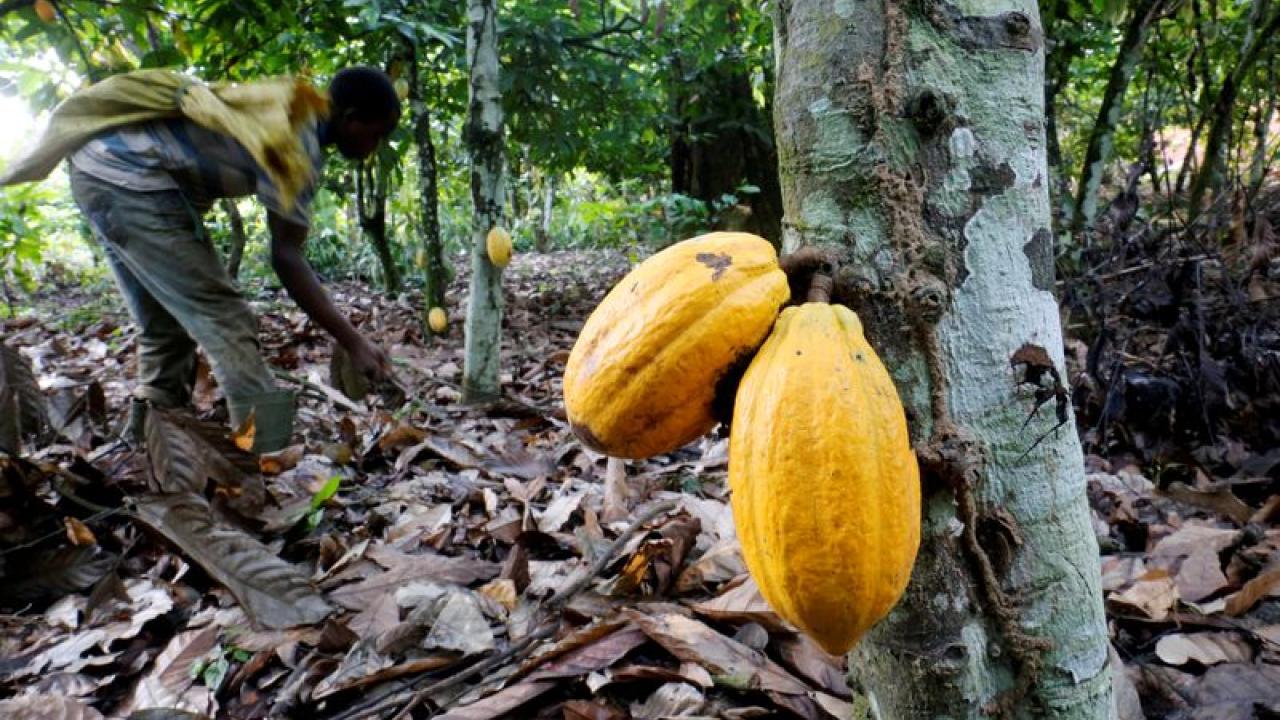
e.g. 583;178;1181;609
689;576;787;631
561;699;627;720
0;694;105;720
1224;567;1280;616
330;545;500;607
1162;483;1255;526
120;626;219;717
609;662;715;689
1155;632;1254;666
433;679;558;720
346;592;401;639
133;493;331;629
775;633;850;698
1108;571;1179;620
1187;662;1280;717
422;592;495;655
62;517;96;547
675;540;746;594
811;691;857;719
259;445;305;475
477;578;518;611
1175;546;1230;603
1101;555;1148;593
630;682;705;720
628;611;809;694
378;423;429;452
537;490;584;533
1150;525;1240;567
232;411;255;452
525;624;647;681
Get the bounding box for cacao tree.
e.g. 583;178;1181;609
771;0;1112;716
461;0;505;401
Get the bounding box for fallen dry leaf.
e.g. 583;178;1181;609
1108;571;1179;620
1224;566;1280;616
628;611;809;694
630;682;705;719
1155;632;1254;666
0;694;106;720
434;679;558;720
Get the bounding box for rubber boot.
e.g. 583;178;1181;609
125;398;149;447
227;389;295;454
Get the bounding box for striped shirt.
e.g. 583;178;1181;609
69;117;324;229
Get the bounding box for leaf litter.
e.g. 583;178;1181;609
1;244;1278;718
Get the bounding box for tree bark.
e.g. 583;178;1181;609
221;199;248;281
535;173;555;252
1248;60;1277;198
409;41;449;312
356;157;401;292
463;0;506;402
1069;0;1163;239
772;1;1112;717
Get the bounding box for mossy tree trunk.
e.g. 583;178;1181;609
463;0;506;402
221;198;247;281
772;1;1112;717
356;154;400;293
408;40;449;313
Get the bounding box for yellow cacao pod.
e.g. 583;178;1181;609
729;302;920;655
394;78;410;100
564;232;788;459
486;227;512;268
34;0;55;22
428;306;448;334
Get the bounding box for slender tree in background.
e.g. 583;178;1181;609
406;39;449;315
772;0;1111;716
1187;0;1280;213
462;0;505;401
1069;0;1169;238
355;150;401;292
220;198;248;280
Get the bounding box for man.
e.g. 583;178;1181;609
65;67;399;452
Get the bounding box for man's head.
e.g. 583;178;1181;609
327;67;401;160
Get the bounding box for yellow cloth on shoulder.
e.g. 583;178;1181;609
0;69;329;211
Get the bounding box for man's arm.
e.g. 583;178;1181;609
268;211;390;378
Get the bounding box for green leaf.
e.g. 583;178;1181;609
310;474;341;511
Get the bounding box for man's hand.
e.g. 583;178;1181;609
345;336;392;382
269;212;379;366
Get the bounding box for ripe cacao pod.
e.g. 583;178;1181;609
564;232;788;459
729;302;920;655
428;306;448;334
34;0;55;22
486;227;512;268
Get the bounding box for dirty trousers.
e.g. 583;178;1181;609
68;165;293;451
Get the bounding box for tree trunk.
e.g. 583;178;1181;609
356;158;401;292
1248;61;1277;198
1069;0;1162;239
221;199;248;281
463;0;506;402
409;42;449;312
535;173;555;252
772;1;1112;717
1188;0;1280;212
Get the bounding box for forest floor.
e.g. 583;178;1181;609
0;240;1278;720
